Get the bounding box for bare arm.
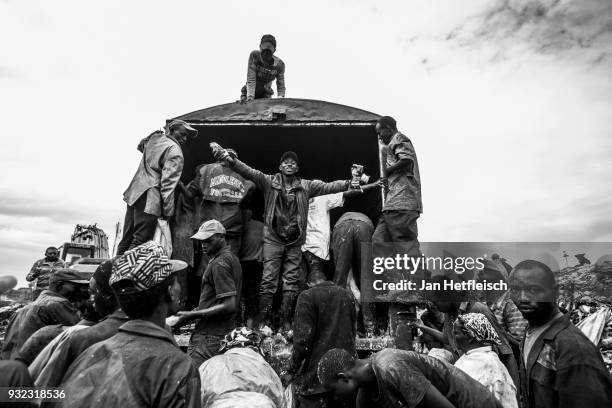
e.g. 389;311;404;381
175;296;236;326
343;181;382;198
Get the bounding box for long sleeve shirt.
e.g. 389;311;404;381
26;258;65;290
123;131;184;217
246;50;286;99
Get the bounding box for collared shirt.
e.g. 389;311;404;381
123;131;184;217
28;324;89;384
301;193;344;260
56;319;201;408
523;312;563;366
368;349;501;408
26;258;66;290
33;310;130;388
0;290;79;360
195;246;242;336
383;132;422;212
454;346;518;408
519;314;612;408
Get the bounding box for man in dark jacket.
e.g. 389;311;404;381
1;269;88;360
219;147;354;332
32;260;129;388
509;260;612;408
283;271;356;407
54;242;200;408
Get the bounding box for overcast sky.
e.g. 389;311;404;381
1;0;611;286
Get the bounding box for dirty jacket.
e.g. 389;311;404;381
288;281;356;394
519;314;612;408
123;131;184;217
231;159;349;246
53;319;201;408
33;310;130;388
26;258;66;291
1;290;79;360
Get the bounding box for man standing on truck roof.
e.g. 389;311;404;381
240;34;286;103
117;120;198;255
216;147;358;334
373;115;422;256
26;246;65;300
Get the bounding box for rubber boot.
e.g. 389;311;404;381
255;294;274;330
279;291;298;336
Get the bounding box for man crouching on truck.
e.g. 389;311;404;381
215;146;358;334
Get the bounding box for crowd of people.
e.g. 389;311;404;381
1;34;611;408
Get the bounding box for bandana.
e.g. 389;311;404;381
458;313;502;346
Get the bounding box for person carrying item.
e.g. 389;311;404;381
173;220;242;368
118;121;198;255
216;146;357;333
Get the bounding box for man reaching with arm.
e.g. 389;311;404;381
216;146;356;333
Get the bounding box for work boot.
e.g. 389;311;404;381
255;294;274;330
279;291;298;335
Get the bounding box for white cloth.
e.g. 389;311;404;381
301;193;344;260
199;347;284;408
454;346;518;408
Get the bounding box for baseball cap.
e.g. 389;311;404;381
167;120;198;136
50;269;90;285
110;241;187;292
191;219;226;241
280;151;299;165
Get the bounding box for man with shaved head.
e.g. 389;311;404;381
509;260;612;408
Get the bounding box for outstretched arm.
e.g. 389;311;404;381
343;181;383;198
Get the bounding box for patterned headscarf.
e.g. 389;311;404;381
111;241;184;292
220;327;263;355
458;313;502;346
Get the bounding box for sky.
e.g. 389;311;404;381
1;0;611;287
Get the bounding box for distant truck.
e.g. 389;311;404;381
59;224;110;267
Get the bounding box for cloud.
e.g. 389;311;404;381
0;66;22;79
446;0;612;64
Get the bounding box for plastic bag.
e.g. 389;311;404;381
577;307;612;345
209;391;276;408
153;219;173;256
283;384;296;408
199;348;284;408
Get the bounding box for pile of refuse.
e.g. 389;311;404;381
0;302;26;347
